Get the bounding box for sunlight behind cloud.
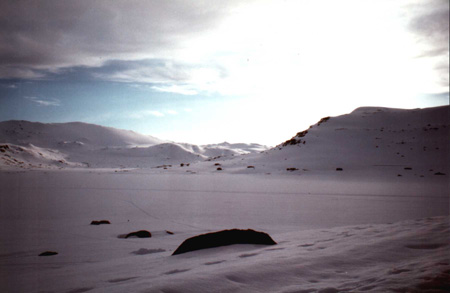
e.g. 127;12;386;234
175;0;446;110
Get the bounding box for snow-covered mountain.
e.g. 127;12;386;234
0;120;164;148
0;120;269;169
193;106;449;179
1;106;448;172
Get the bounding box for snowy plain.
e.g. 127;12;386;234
0;106;449;292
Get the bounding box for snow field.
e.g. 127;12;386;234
0;171;448;292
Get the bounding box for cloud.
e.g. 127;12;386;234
407;0;449;87
1;0;447;98
408;0;449;56
129;110;165;119
25;96;60;106
89;59;226;95
0;0;241;79
166;110;178;115
152;85;198;96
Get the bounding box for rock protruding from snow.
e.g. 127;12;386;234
90;220;111;225
124;230;152;239
38;251;58;256
172;229;277;255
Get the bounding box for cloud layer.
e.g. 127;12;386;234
0;0;448;97
0;0;238;78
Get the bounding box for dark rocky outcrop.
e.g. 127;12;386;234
336;168;343;171
282;130;308;147
90;220;111;225
39;251;58;256
172;229;276;255
318;116;331;125
125;230;152;238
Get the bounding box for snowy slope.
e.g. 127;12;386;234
0;121;268;169
196;106;449;180
0;171;448;292
0;120;164;148
0;143;81;169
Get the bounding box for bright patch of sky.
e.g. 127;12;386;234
0;0;448;145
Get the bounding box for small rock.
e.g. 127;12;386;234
39;251;58;256
336;168;343;171
125;230;152;238
90;220;111;225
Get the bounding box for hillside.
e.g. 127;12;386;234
0;121;268;169
193;106;449;179
0;120;164;149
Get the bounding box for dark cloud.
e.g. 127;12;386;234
408;0;449;57
0;0;239;79
407;0;449;86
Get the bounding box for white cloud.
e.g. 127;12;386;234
25;96;60;106
166;110;178;115
129;110;165;119
152;85;198;96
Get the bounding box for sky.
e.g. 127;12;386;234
0;0;448;146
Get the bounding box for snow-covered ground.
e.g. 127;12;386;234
0;106;449;292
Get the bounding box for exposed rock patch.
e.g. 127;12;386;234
124;230;152;238
90;220;110;225
39;251;58;256
172;229;276;255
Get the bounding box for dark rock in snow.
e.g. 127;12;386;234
166;230;174;235
90;220;111;225
286;168;298;171
172;229;276;255
336;168;343;171
39;251;58;256
125;230;152;238
434;172;446;176
317;116;331;125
